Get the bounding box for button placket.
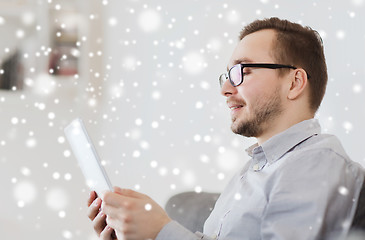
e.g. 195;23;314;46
216;210;231;239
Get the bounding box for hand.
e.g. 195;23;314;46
101;187;172;240
87;191;117;240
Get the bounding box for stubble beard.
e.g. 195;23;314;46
231;89;283;138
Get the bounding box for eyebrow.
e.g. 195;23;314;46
226;57;254;71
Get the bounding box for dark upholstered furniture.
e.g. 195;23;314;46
165;179;365;237
165;191;220;233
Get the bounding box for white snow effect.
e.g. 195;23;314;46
194;134;202;142
58;210;66;218
0;1;364;239
226;10;240;24
62;230;73;239
108;17;118;26
150;160;158;168
338;186;349;196
216;149;240;171
122;56;141;71
21;167;31;176
206;38;222;52
64;173;72;181
151;121;159;128
0;16;5;25
138;9;162;32
11;117;19;125
195;101;204;109
234;193;242;200
353;84;362;93
63;150;71;157
200;154;210;163
352;0;364;6
140;140;150;149
133;150;141;158
336;30;346;40
135;118;143;126
182;52;206;75
13;181;37;206
143;203;153;211
26;138;37;148
343;121;353;132
58;136;65;144
48;112;55;119
217;173;225;180
33;73;56;95
45;188;70;210
53;172;61;180
21;11;36;26
194;186;202;193
152;90;161;99
182;170;196;186
318;30;327;40
16;29;25;39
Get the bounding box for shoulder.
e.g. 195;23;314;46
295;133;348;158
273;133;364;183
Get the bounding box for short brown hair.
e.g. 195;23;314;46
239;17;327;113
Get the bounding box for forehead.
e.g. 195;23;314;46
228;29;277;68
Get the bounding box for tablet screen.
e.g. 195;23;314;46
64;118;112;195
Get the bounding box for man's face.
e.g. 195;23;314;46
221;29;285;138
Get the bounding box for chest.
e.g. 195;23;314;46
204;171;270;239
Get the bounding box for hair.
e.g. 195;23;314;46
239;17;327;113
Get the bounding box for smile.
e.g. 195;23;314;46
229;105;244;110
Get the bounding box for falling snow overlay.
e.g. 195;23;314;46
0;0;364;239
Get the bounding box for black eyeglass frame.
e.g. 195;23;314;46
219;63;299;87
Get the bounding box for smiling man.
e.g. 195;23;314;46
87;17;364;240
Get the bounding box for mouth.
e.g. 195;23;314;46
230;105;243;110
229;104;244;116
227;99;246;116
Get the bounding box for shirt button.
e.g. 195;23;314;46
211;234;218;239
253;164;260;171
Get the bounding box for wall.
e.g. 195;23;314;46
1;0;364;239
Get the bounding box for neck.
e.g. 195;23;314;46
256;112;314;145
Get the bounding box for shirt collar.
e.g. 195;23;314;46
245;119;321;164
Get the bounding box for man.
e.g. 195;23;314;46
87;17;364;240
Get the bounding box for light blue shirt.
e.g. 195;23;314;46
157;119;364;240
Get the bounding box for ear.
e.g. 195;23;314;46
287;69;308;100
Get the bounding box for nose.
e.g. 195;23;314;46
220;78;237;97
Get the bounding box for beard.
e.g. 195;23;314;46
231;88;283;137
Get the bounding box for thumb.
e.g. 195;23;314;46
113;187;147;199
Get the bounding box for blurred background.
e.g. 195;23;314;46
0;0;364;239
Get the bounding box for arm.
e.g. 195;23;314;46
101;187;171;240
261;150;363;240
87;187;216;240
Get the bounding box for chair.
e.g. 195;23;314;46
165;191;220;233
349;178;365;233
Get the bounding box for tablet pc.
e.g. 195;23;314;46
64;118;113;195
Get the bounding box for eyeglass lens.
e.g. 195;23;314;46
229;65;242;86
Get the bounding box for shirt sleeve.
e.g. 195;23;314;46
156;221;215;240
260;149;364;240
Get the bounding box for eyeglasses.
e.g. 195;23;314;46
219;63;297;88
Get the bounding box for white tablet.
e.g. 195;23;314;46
64;118;113;195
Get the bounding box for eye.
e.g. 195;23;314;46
242;70;251;76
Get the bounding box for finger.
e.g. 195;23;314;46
100;225;114;240
93;211;107;236
101;203;124;220
87;191;97;207
102;191;127;208
113;187;148;200
87;197;102;220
